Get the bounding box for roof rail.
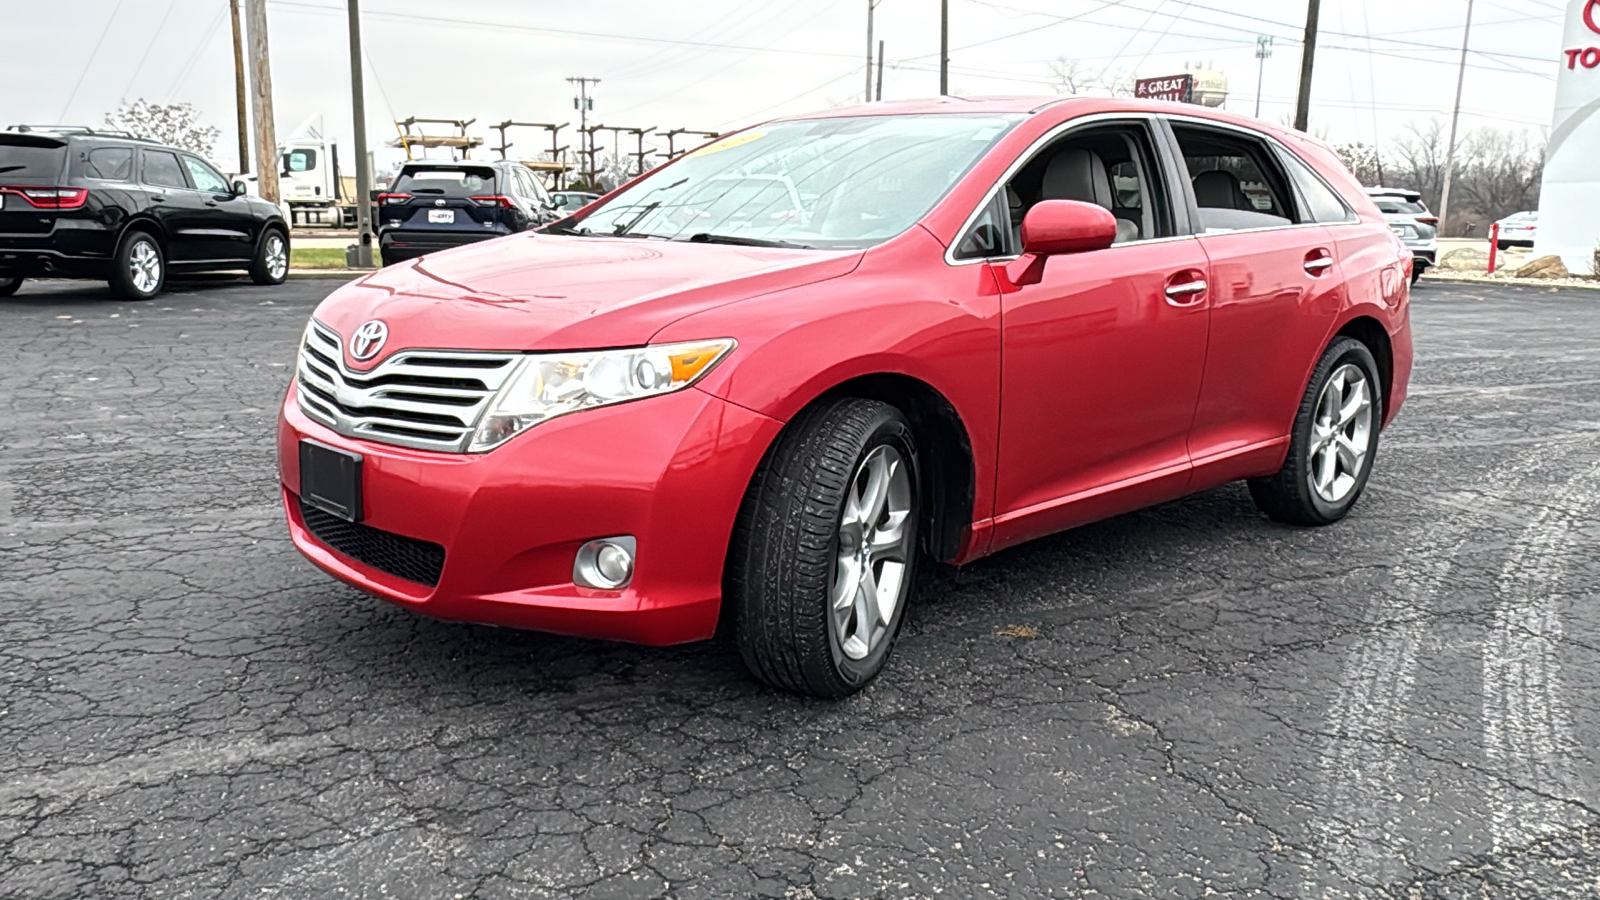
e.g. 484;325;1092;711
6;125;149;141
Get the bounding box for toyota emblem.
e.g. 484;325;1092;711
435;199;447;207
349;320;388;361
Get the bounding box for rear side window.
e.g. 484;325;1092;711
1277;148;1355;224
141;150;189;189
391;166;497;196
0;138;68;182
1170;124;1295;233
85;147;134;181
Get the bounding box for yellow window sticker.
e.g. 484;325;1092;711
692;131;765;156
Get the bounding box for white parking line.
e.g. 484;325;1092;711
1311;449;1557;887
1483;460;1598;850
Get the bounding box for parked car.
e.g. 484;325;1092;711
1494;211;1537;250
550;190;601;213
375;159;555;265
0;126;290;299
280;97;1413;696
1363;187;1437;284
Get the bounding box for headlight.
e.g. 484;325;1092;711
468;339;736;451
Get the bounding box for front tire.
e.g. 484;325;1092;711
251;228;289;285
109;231;164;300
0;277;21;297
1249;337;1383;526
729;398;920;698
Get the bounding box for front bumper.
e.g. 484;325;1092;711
278;383;783;646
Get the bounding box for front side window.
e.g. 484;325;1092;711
567;114;1024;250
183;156;230;193
285;149;316;172
140;150;189;189
1170;124;1295;233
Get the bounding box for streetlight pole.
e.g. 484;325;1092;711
939;0;950;95
864;0;876;103
1254;35;1273;119
1438;0;1476;237
346;0;374;268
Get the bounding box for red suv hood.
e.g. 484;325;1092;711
315;233;860;364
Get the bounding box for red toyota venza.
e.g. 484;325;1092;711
279;97;1412;696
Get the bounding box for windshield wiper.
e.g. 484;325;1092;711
683;233;814;249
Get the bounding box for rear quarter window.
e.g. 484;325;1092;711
83;147;134;181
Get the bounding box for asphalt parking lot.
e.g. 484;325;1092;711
3;275;1599;899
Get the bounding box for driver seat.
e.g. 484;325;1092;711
1040;148;1139;244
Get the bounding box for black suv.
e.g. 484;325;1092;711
376;159;556;265
0;127;291;299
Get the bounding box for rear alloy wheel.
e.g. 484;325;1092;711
0;277;21;298
251;229;289;285
1249;337;1383;526
109;232;164;300
729;398;920;697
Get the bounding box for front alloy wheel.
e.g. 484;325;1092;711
729;398;920;697
252;230;289;285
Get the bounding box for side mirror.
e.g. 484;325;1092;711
1006;200;1119;287
231;180;248;197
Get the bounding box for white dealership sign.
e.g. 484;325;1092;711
1535;0;1600;274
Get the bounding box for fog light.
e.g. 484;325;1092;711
574;536;636;590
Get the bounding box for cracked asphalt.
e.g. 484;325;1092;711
2;275;1599;899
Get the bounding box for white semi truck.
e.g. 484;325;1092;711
276;138;383;228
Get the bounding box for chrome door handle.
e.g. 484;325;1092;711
1165;280;1208;299
1304;256;1334;274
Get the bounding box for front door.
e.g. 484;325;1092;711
988;120;1210;550
139;149;209;262
182;154;255;262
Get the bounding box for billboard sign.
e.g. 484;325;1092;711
1134;75;1194;103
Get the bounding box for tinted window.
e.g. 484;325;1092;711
1171;125;1295;233
285;149;316;172
141;150;189;189
1372;197;1427;215
0;137;67;182
86;147;134;181
390;166;497;196
183;156;230;193
1278;148;1353;224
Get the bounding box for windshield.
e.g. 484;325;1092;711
566;113;1023;249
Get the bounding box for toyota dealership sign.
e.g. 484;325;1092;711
1537;0;1600;274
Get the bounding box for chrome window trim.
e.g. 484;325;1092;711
943;112;1170;268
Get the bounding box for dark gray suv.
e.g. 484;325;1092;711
375;159;557;265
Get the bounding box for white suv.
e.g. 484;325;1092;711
1364;187;1437;284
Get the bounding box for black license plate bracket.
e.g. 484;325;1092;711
299;439;363;522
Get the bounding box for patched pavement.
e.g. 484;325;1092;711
2;275;1598;898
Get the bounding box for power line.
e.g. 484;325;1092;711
59;0;127;122
167;3;230;95
122;0;181;101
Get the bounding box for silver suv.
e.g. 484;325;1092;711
1364;187;1437;284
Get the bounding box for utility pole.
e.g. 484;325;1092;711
939;0;950;96
229;0;249;174
1293;0;1320;132
1438;0;1475;237
567;76;599;187
864;0;876;103
346;0;374;267
626;127;655;177
876;39;885;102
243;0;278;202
1253;35;1273;119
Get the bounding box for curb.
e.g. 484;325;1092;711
1422;273;1600;291
288;268;371;278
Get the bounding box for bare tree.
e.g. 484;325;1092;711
1332;142;1384;186
104;100;221;158
1454;127;1543;225
1048;58;1134;96
1386;119;1448;211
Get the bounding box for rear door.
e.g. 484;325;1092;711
1164;119;1345;477
381;164;506;237
139;148;212;261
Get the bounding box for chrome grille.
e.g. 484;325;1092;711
296;320;521;453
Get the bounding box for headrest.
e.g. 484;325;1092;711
1193;170;1245;210
1041;148;1113;208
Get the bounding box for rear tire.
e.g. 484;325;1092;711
1249;337;1383;526
0;277;21;298
728;398;920;698
1410;265;1423;286
250;228;289;285
108;230;164;300
1497;240;1510;252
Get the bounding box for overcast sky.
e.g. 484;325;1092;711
5;0;1572;173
